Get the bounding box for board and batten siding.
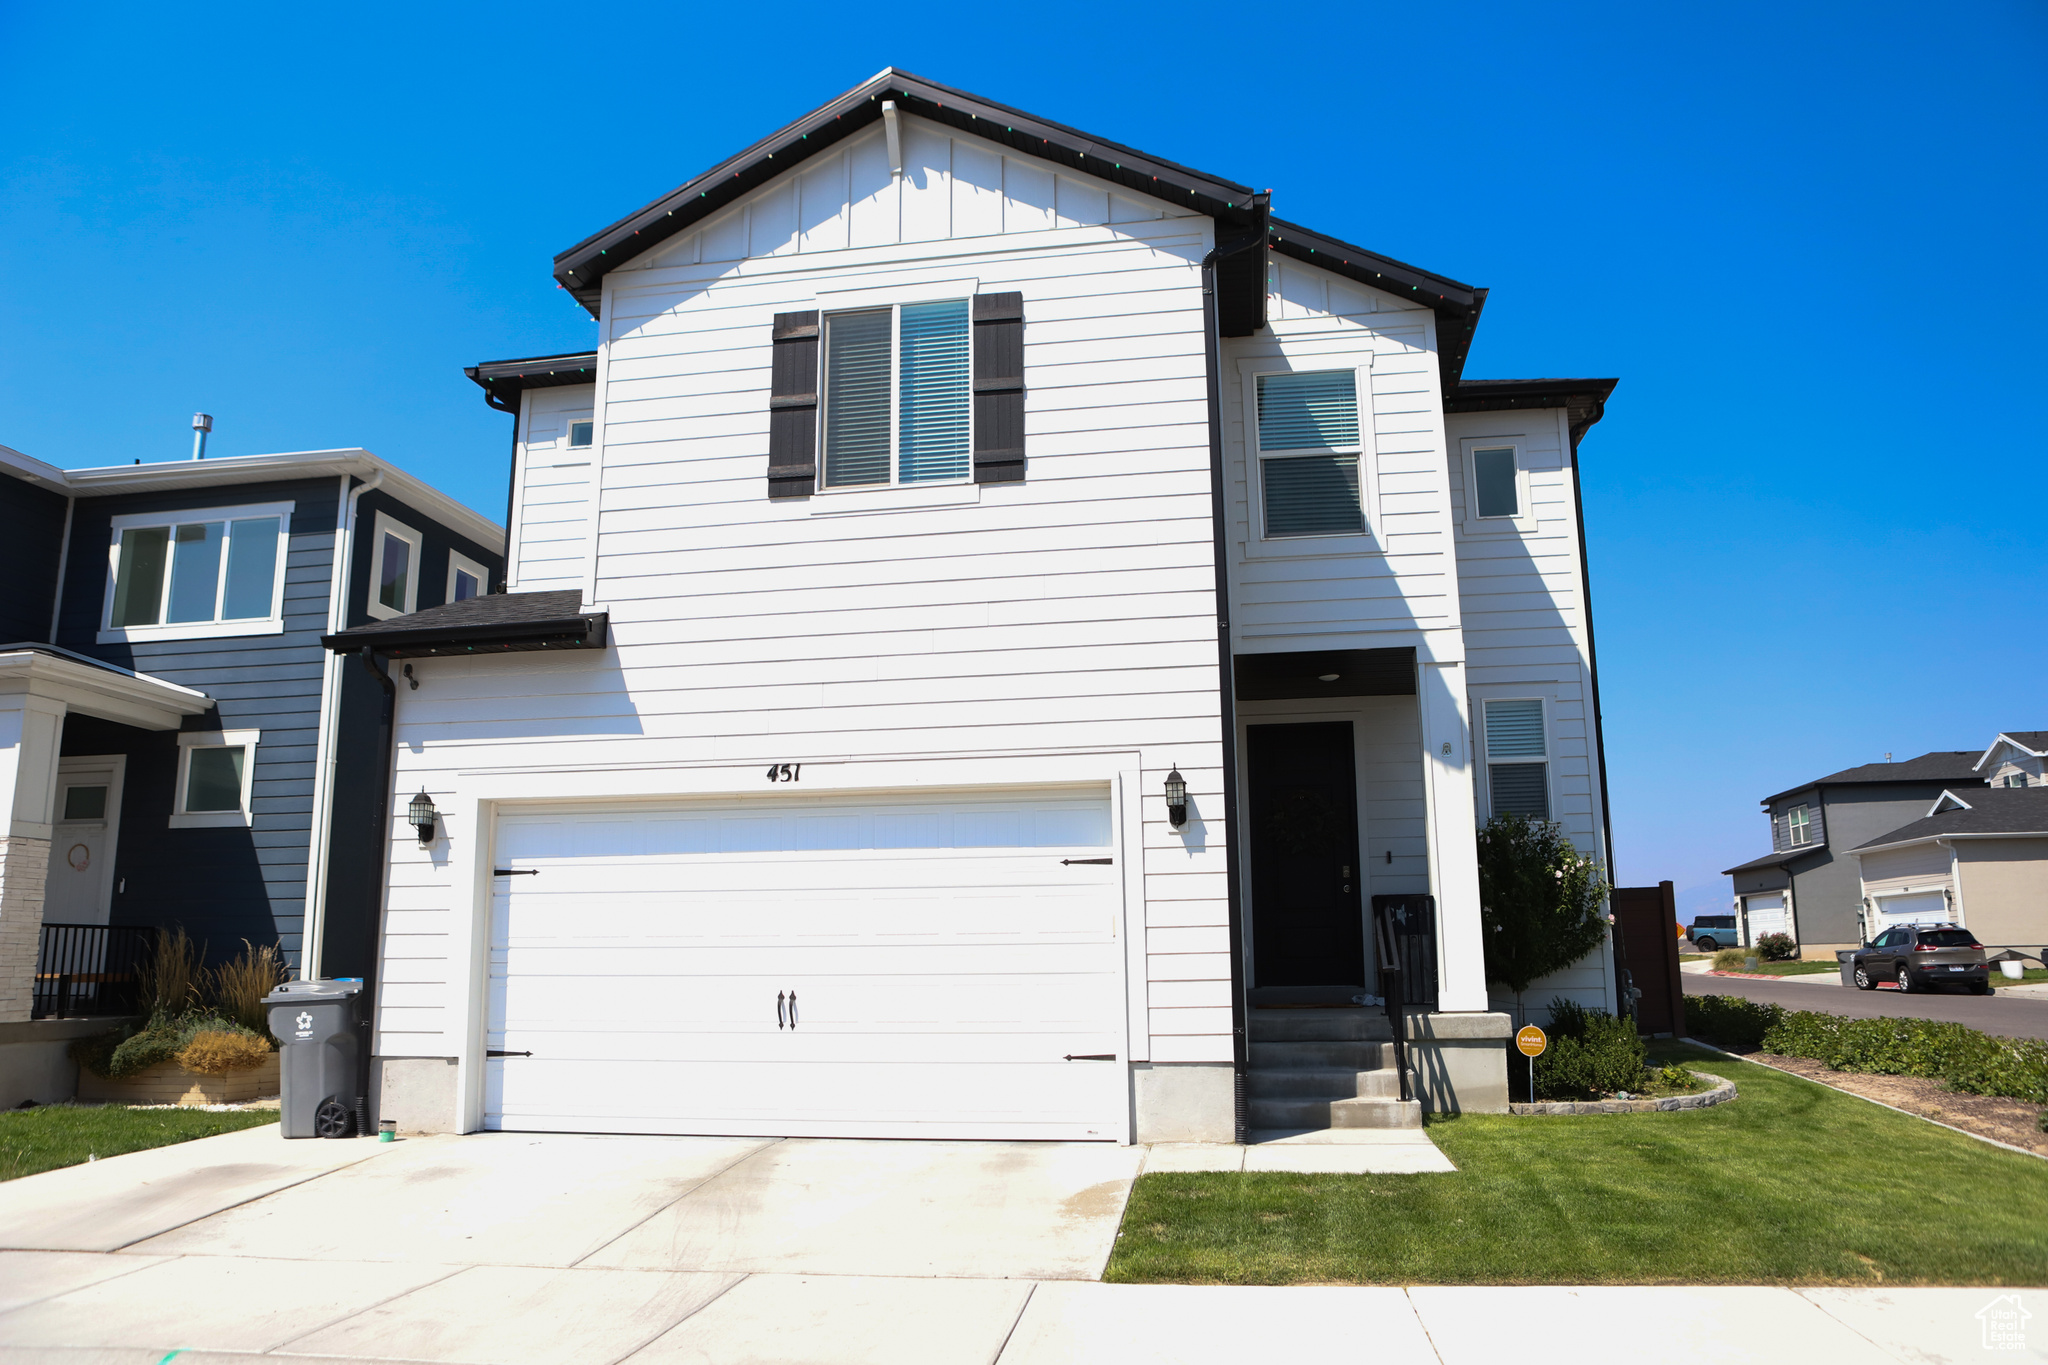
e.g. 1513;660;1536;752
1444;409;1616;1017
54;477;343;964
510;386;597;591
374;116;1237;1067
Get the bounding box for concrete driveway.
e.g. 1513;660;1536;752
0;1126;2023;1363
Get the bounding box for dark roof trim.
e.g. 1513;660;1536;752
322;590;608;660
1720;846;1823;875
1264;218;1485;387
464;353;600;415
1445;377;1620;448
1760;751;1986;806
553;68;1262;313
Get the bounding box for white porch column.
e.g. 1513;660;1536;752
0;695;66;1023
1419;661;1487;1012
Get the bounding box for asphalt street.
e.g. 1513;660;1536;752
1682;972;2048;1041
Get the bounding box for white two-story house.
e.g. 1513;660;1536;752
327;69;1619;1144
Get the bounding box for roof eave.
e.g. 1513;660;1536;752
321;613;610;659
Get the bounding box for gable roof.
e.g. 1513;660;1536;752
1721;846;1821;876
1761;750;1984;806
1974;731;2048;770
547;68;1486;378
1853;786;2048;851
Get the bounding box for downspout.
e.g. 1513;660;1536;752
1568;420;1615;882
1201;199;1268;1145
46;495;73;644
305;470;383;979
355;644;397;1136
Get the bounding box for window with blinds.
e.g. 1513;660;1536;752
1256;370;1363;538
822;300;972;488
1483;698;1549;821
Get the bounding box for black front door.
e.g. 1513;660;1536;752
1246;722;1364;988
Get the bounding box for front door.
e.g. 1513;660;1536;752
1247;722;1364;988
47;758;122;927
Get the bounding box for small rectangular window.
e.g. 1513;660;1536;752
62;785;108;820
1473;447;1519;518
368;513;423;620
171;729;259;828
568;420;594;449
1483;698;1549;821
448;550;489;604
1787;806;1812;845
1256;370;1365;540
104;506;289;640
2006;774;2027;789
821;301;972;489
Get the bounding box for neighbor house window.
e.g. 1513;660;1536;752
447;550;489;604
568;420;594;449
1787;805;1812;845
171;729;259;829
1472;447;1519;518
822;300;971;488
102;503;292;642
2006;774;2028;789
368;512;423;620
1256;370;1364;538
1483;698;1549;820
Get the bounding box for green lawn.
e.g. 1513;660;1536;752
0;1106;276;1182
1993;967;2048;988
1723;960;1839;976
1106;1043;2048;1286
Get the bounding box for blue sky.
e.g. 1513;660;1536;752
3;1;2043;911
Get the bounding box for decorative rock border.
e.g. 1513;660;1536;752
1510;1071;1736;1116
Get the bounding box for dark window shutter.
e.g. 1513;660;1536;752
768;310;819;498
971;292;1024;485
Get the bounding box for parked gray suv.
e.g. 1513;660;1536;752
1851;924;1990;994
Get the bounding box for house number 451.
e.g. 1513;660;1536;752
765;763;802;783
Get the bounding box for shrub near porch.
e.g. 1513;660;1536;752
1106;1043;2048;1285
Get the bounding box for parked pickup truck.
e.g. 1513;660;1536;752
1685;915;1741;952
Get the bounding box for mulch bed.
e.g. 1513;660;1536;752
1709;1043;2047;1155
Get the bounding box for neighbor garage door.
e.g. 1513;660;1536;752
1744;895;1787;941
1872;891;1949;931
484;787;1127;1140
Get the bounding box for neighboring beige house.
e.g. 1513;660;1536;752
1975;732;2048;789
1850;787;2048;950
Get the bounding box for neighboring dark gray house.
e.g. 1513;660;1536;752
1722;751;1987;954
0;442;501;1082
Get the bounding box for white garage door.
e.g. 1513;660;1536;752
1744;895;1787;941
485;787;1127;1141
1873;891;1949;931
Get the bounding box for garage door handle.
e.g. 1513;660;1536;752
488;1050;532;1058
788;990;798;1028
493;869;539;877
777;991;786;1029
1062;858;1112;866
1064;1053;1116;1061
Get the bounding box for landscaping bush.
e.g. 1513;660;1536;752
1533;997;1650;1100
137;927;200;1016
73;1012;267;1079
209;940;286;1043
1756;932;1798;962
1478;815;1610;995
1683;993;1783;1048
1711;948;1751;971
176;1029;274;1076
1685;993;2048;1106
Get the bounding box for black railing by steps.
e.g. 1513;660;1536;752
33;923;156;1019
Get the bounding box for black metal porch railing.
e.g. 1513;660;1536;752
32;923;157;1019
1370;894;1439;1103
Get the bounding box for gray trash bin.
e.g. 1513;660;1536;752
1837;949;1858;988
265;979;364;1139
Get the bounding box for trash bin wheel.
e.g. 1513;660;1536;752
315;1098;354;1139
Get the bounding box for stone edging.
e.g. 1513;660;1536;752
1509;1071;1735;1116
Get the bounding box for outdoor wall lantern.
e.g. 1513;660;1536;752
408;790;438;845
1164;766;1188;828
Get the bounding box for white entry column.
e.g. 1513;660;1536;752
0;694;67;1023
1418;660;1487;1013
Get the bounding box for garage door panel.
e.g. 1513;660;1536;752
485;786;1127;1139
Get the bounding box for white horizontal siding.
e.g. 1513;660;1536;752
511;386;596;591
378;125;1234;1068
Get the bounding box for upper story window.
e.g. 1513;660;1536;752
101;502;291;643
170;728;259;829
1482;698;1549;821
1787;805;1813;845
568;420;594;449
448;550;489;604
2005;773;2029;789
822;300;972;488
1256;370;1363;538
1472;447;1519;518
369;512;423;620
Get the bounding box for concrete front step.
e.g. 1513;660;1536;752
1247;1008;1394;1043
1248;1039;1396;1070
1247;1094;1423;1131
1246;1068;1404;1101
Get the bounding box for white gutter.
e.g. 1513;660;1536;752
303;470;383;980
